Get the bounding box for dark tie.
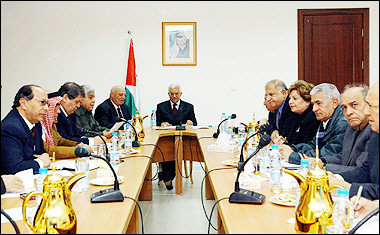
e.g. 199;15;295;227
172;103;178;116
117;107;124;118
276;110;280;129
316;123;326;150
31;126;36;144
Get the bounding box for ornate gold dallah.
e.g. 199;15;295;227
284;147;343;234
131;111;148;142
22;154;85;234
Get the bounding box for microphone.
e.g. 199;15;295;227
229;134;271;204
176;104;186;130
213;114;237;138
118;118;140;147
237;124;270;170
74;148;124;203
79;128;110;161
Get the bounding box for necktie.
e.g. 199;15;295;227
117;107;123;118
276;110;280;129
172;103;178;116
31;127;36;143
316;123;326;150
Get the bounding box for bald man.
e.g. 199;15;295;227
94;85;132;129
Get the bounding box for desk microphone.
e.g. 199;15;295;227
79;128;110;161
176;104;186;130
74;148;124;203
213;114;237;138
229;134;271;204
237;124;270;170
118;118;140;147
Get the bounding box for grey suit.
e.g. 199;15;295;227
324;124;373;174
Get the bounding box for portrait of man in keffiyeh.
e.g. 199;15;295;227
41;95;63;146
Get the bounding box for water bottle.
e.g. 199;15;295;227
226;116;233;136
295;159;309;209
220;113;227;133
246;129;255;156
269;144;282;194
110;132;120;166
331;188;354;233
259;145;270;175
151;109;157;128
36;167;48;206
74;156;90;192
237;123;246;148
125;123;133;150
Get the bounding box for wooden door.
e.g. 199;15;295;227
298;8;369;92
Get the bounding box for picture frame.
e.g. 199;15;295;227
162;22;197;66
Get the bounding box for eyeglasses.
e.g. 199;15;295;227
169;92;181;97
32;97;48;106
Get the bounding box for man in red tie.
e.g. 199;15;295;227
155;84;197;190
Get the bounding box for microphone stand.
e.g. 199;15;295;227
80;128;110;161
229;134;271;204
213;114;237;138
75;148;124;203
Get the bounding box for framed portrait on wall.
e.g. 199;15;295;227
162;22;197;66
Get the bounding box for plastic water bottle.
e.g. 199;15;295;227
246;129;255;157
269;144;282;194
36;167;48;206
226;115;233;136
295;159;310;209
237;123;246;148
151;109;156;128
332;188;354;233
259;145;270;175
125;123;133;150
110;132;120;165
220;113;227;133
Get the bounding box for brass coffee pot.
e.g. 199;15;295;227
131;111;148;142
22;158;85;234
284;148;343;234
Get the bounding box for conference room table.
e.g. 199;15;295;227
1;126;348;234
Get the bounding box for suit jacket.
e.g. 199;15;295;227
94;99;132;129
44;124;79;159
268;96;298;138
284;104;320;145
288;105;349;164
325;124;373;174
56;109;89;144
1;109;45;174
75;106;107;137
156;100;197;126
340;132;379;200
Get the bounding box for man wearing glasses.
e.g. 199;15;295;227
155;83;197;190
1;84;51;174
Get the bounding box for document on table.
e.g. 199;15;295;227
109;121;124;133
50;159;100;171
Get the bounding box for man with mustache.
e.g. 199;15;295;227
1;85;51;174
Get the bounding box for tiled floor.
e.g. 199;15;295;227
138;162;218;234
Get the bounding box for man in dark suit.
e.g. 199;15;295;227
55;82;103;148
156;84;197;190
94;85;132;129
1;85;51;174
264;79;297;142
336;82;379;200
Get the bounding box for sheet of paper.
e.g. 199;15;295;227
51;159;99;171
192;125;210;129
109;121;124;133
1;207;37;223
15;168;35;193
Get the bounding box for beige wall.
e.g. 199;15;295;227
1;1;379;125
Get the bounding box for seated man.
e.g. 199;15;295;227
156;83;197;190
330;82;379;200
1;85;51;174
312;84;374;174
94;85;132;129
55;82;103;146
279;83;349;164
75;85;112;138
42;92;92;159
264;79;298;143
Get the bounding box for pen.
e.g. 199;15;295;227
353;185;363;208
